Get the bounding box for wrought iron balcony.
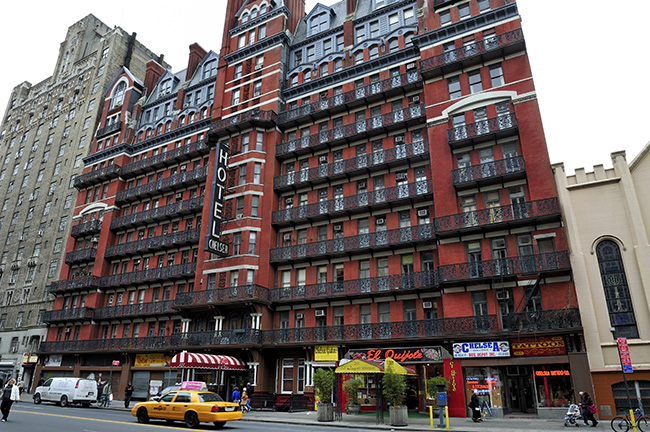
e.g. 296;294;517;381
115;166;207;204
272;181;432;226
437;251;571;284
95;120;122;139
447;114;518;148
110;196;204;230
70;219;102;238
273;271;437;303
276;104;425;159
49;276;101;295
420;29;525;77
435;198;561;236
104;228;200;258
93;300;176;320
451;156;525;189
64;247;97;265
42;307;94;323
210;109;277;138
278;71;422;126
502;308;582;333
273;141;429;192
262;316;499;346
99;262;197;288
270;224;434;263
119;140;210;178
73;164;121;189
174;285;272;309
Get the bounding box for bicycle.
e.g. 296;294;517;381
611;408;648;431
96;394;109;408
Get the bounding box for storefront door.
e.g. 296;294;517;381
505;366;535;414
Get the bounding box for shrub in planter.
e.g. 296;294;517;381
383;364;407;426
314;368;335;422
343;378;362;414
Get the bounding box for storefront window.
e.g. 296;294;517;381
534;366;573;408
424;364;446;402
464;367;504;409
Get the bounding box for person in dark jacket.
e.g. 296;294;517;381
1;379;20;422
580;391;598;427
468;390;481;422
124;382;134;408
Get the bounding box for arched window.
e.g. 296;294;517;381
111;81;127;109
388;38;399;52
596;240;639;339
179;115;186;126
369;45;379;59
241;12;249;23
165;121;172;132
260;4;267;14
250;8;258;19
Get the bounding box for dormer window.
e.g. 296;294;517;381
111;81;127;109
159;79;172;96
260;4;267;14
241;12;249;23
309;12;329;35
250;8;258;19
202;59;217;79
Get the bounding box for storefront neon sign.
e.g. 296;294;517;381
535;370;570;376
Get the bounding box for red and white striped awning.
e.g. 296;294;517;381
170;351;246;371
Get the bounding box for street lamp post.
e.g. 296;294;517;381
611;328;637;432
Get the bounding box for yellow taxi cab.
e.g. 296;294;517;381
131;389;242;429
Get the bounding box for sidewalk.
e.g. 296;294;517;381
20;393;579;431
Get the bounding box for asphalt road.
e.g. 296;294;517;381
10;402;370;432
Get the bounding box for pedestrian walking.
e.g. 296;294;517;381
96;379;104;405
468;389;482;422
18;380;25;395
124;382;134;408
240;388;251;412
231;386;241;404
580;391;598;427
102;381;112;407
1;378;20;422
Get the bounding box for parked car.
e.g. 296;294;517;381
33;377;97;407
133;389;241;429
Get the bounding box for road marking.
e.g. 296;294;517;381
13;409;187;429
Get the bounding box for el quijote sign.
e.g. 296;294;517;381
205;143;229;257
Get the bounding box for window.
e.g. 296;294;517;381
458;3;471;19
404;7;415;25
472;291;489;316
356;26;365;43
238;164;247;185
233;232;242;255
238;34;246;48
489;63;504;87
235;64;243;79
253;162;262;184
370;21;380;38
249;31;256;44
251;195;260;217
59;215;68;231
248;231;257;254
232;89;240;105
310;12;329;35
253;81;262;97
369;46;379;59
83;117;91;130
202;59;217;79
440;10;451;26
241;133;250;153
48;260;58;277
111;81;127;108
87;99;95;112
478;0;490;11
259;24;267;39
469;70;483;93
448;76;461;99
236;197;244;218
255;132;263;151
79;135;87;148
389;13;399;31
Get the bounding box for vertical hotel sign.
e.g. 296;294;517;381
205;143;230;256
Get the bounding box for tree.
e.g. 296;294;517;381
382;364;406;407
313;368;334;404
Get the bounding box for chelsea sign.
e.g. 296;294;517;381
205;143;229;257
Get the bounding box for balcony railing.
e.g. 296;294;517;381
64;248;97;265
174;285;272;308
273;141;429;192
438;251;571;283
276;104;425;158
105;228;200;258
262;316;499;345
49;276;101;295
73;164;121;189
70;219;102;238
272;181;432;225
277;71;421;125
211;109;277;138
99;262;197;288
119;140;210;178
447;114;517;147
451;156;525;188
93;300;176;320
435;198;561;234
502;308;582;333
420;29;524;74
273;271;437;303
115;166;208;204
270;224;434;263
95;120;122;139
110;196;204;230
42;307;94;323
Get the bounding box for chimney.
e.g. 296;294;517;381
143;59;166;96
186;43;208;81
347;0;357;14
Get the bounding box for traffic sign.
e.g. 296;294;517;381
112;360;120;366
617;338;633;373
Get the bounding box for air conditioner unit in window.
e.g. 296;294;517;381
283;234;292;241
285;197;293;205
376;218;385;225
333;224;342;231
175;193;183;199
406;63;416;69
394;135;405;143
417;209;429;217
423;301;433;309
319;155;328;163
410;95;420;103
315;310;325;317
254;64;263;71
358;182;367;189
396;173;407;180
496;291;510;300
296;313;304;319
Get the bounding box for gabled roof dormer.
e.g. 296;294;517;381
305;3;335;36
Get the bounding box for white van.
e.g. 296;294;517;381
33;377;97;407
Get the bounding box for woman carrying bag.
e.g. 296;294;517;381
1;378;20;422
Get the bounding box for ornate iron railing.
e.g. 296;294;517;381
174;285;272;307
502;308;581;333
447;113;517;146
42;307;94;323
272;271;437;303
105;228;200;258
211;109;277;136
272;181;432;225
277;71;421;124
420;29;524;73
276;104;425;158
115;166;208;203
73;164;121;189
95;120;122;139
273;141;429;191
70;219;102;237
451;156;525;186
109;196;204;230
435;198;561;233
64;248;97;265
99;262;197;288
438;251;571;283
120;140;210;178
93;300;176;320
270;224;434;262
49;276;101;295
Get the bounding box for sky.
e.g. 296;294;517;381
1;1;648;174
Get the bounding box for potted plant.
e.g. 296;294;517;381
313;368;335;422
343;377;362;414
426;376;450;395
382;364;407;426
